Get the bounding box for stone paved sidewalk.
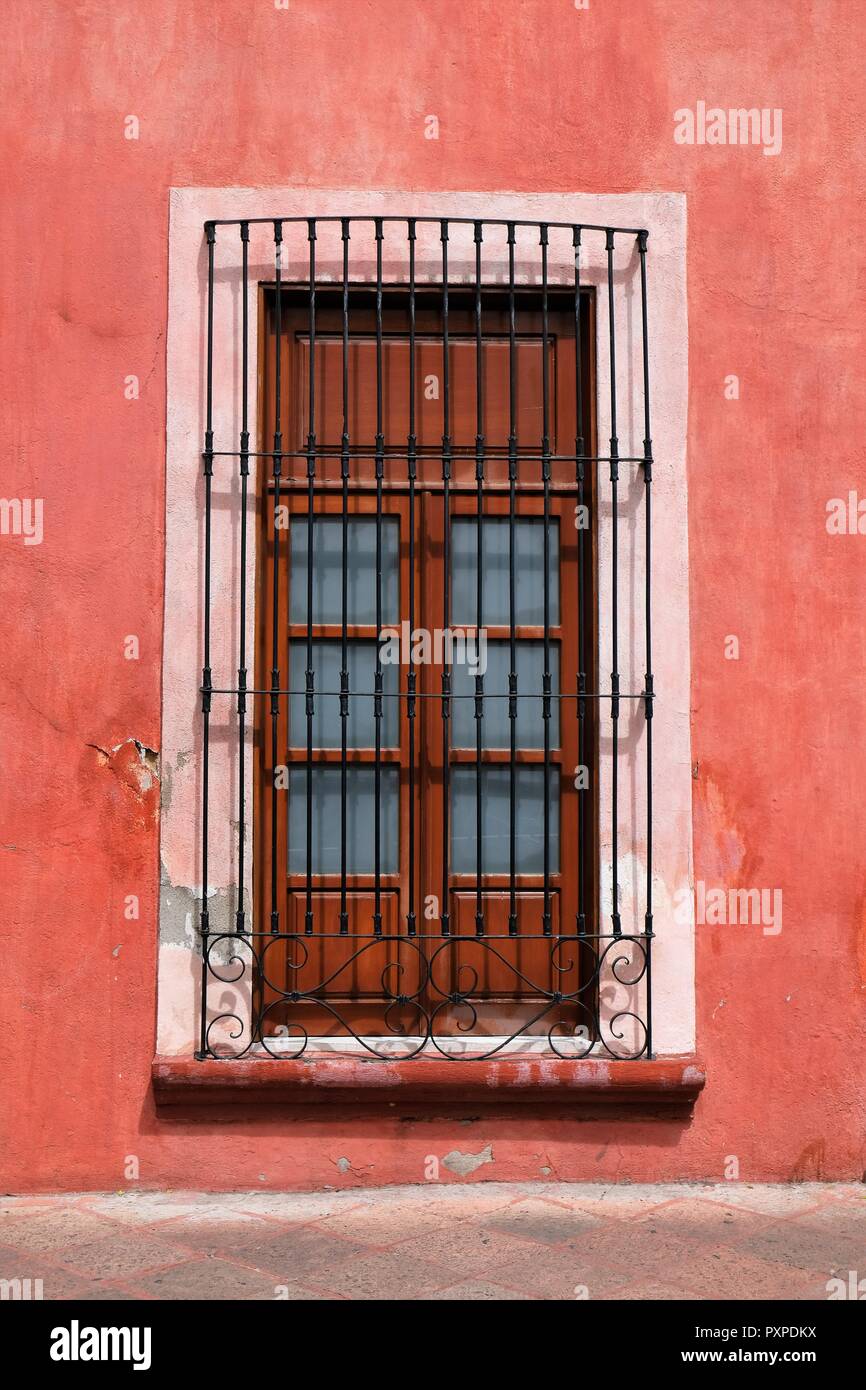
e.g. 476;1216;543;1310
1;1183;864;1301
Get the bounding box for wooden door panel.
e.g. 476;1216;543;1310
297;338;547;446
428;892;581;1039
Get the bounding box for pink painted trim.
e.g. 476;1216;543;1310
152;1054;705;1106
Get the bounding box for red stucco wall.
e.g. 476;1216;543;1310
2;0;865;1190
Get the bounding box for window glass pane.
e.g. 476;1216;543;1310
450;641;560;750
451;518;559;627
288;766;399;875
289;641;399;748
450;766;559;874
290;518;399;626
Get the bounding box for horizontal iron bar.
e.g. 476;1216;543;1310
206;216;648;236
205;931;650;941
204;687;655;700
211;450;650;465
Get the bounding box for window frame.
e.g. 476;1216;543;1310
156;188;694;1072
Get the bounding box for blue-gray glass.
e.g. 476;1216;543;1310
450;766;559;874
288;766;399;875
451;518;559;627
289;641;399;748
290;518;399;626
450;641;560;750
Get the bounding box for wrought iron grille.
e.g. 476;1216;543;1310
197;214;655;1062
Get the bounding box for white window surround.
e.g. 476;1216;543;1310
157;186;693;1059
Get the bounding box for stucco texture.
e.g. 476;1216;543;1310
1;0;864;1189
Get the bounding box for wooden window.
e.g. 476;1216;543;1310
254;287;597;1044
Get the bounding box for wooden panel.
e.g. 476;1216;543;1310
297;338;549;448
429;892;582;1040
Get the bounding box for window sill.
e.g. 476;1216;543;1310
152;1054;705;1107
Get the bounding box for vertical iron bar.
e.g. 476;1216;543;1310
236;222;249;936
373;219;384;935
638;227;654;1056
406;220;417;937
540;225;552;937
440;220;452;937
507;223;518;936
304;221;316;934
269;220;283;935
198;221;215;1057
339;220;350;934
474;223;485;937
573;226;586;936
606;229;621;935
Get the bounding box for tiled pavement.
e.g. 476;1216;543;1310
1;1183;864;1300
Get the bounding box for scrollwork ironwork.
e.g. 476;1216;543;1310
198;930;651;1062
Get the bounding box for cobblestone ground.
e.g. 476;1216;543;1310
1;1183;864;1301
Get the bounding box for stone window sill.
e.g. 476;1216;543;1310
152;1054;705;1106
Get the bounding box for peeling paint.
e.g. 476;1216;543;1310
132;741;159;792
86;738;160;799
441;1144;494;1177
160;862;250;948
159;869;200;949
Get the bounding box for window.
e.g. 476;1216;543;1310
192;214;659;1063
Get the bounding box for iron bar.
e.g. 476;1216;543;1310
374;219;385;936
606;228;621;936
269;220;283;936
407;219;417;938
541;225;552;937
212;449;647;465
236;222;249;936
474;221;485;938
339;220;350;933
207;687;649;700
197;221;215;1057
507;222;518;936
208;215;648;235
638;228;655;1057
305;220;316;935
440;219;452;937
574;226;586;935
